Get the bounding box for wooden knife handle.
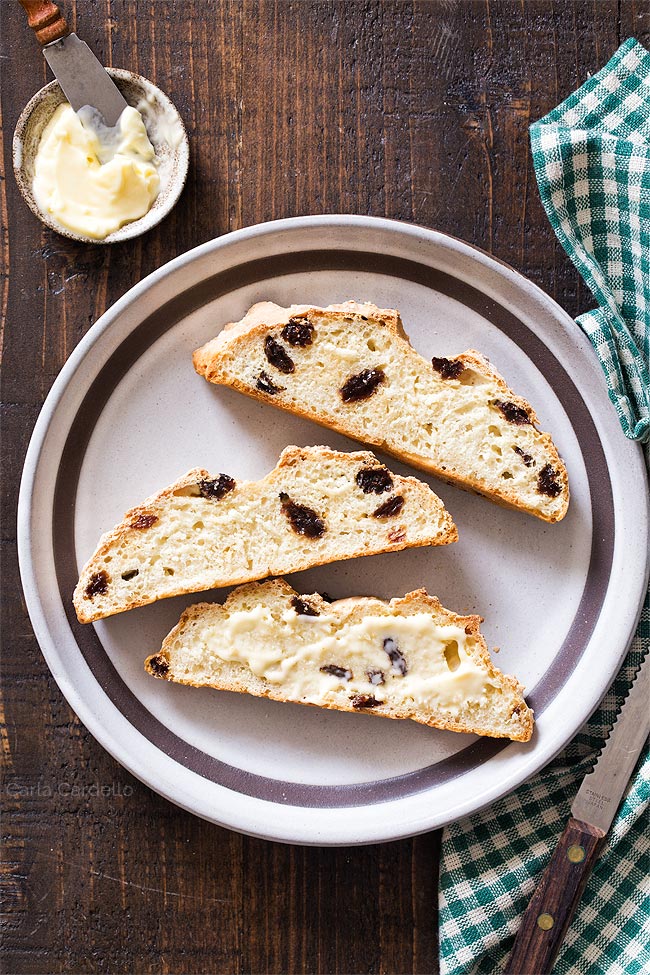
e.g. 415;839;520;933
505;817;605;975
19;0;69;45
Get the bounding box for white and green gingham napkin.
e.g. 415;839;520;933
439;39;650;975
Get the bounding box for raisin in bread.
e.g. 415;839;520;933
73;445;457;623
145;579;533;741
193;301;569;523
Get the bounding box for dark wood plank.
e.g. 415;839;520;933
2;2;648;973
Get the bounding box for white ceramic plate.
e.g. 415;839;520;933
18;216;649;845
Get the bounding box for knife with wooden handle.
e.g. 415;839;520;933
19;0;128;126
505;652;649;975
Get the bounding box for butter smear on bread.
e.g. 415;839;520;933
146;580;533;742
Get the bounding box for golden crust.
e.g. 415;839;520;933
73;468;211;622
145;580;533;742
73;447;457;623
193;302;569;523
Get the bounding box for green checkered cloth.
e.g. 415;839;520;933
532;37;650;451
439;38;650;975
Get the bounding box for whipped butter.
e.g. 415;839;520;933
182;609;497;715
32;104;160;238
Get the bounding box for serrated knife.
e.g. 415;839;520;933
19;0;128;127
505;653;650;975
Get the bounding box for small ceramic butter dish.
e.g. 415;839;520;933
13;68;189;244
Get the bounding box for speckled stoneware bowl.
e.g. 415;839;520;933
13;68;189;244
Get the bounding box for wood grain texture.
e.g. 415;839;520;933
18;1;70;45
505;817;605;975
1;2;648;973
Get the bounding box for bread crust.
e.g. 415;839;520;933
145;579;534;742
73;446;457;623
193;301;569;523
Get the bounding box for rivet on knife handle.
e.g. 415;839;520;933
505;653;649;974
504;817;605;975
19;0;69;46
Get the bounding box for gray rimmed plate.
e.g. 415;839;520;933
17;215;649;845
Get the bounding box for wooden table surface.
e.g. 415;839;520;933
2;2;648;972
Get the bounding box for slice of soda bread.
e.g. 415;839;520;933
73;445;457;623
145;579;533;742
193;301;569;523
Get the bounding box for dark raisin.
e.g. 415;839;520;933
372;495;404;518
256;371;284;395
513;445;535;467
282;317;314;347
431;356;465;380
121;568;139;581
148;655;169;678
264;335;295;374
367;669;385;686
494;399;530;425
537;463;562;498
340;368;385;403
356;466;393;494
199;474;236;500
320;592;335;603
384;637;407;675
291;596;320;617
320;664;352;681
85;570;109;598
131;513;158;530
279;493;326;538
351;694;381;709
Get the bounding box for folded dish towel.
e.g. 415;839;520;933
439;38;650;975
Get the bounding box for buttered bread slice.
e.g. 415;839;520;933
73;445;457;623
145;579;533;741
193;301;569;522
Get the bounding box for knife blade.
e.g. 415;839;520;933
506;652;649;975
43;36;128;127
20;1;128;127
572;652;650;833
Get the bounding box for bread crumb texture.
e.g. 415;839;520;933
193;301;569;522
145;579;533;742
73;445;456;623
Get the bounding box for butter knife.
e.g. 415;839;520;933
506;652;649;975
19;0;128;126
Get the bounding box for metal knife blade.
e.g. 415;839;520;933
572;653;649;834
43;34;127;126
506;653;649;974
